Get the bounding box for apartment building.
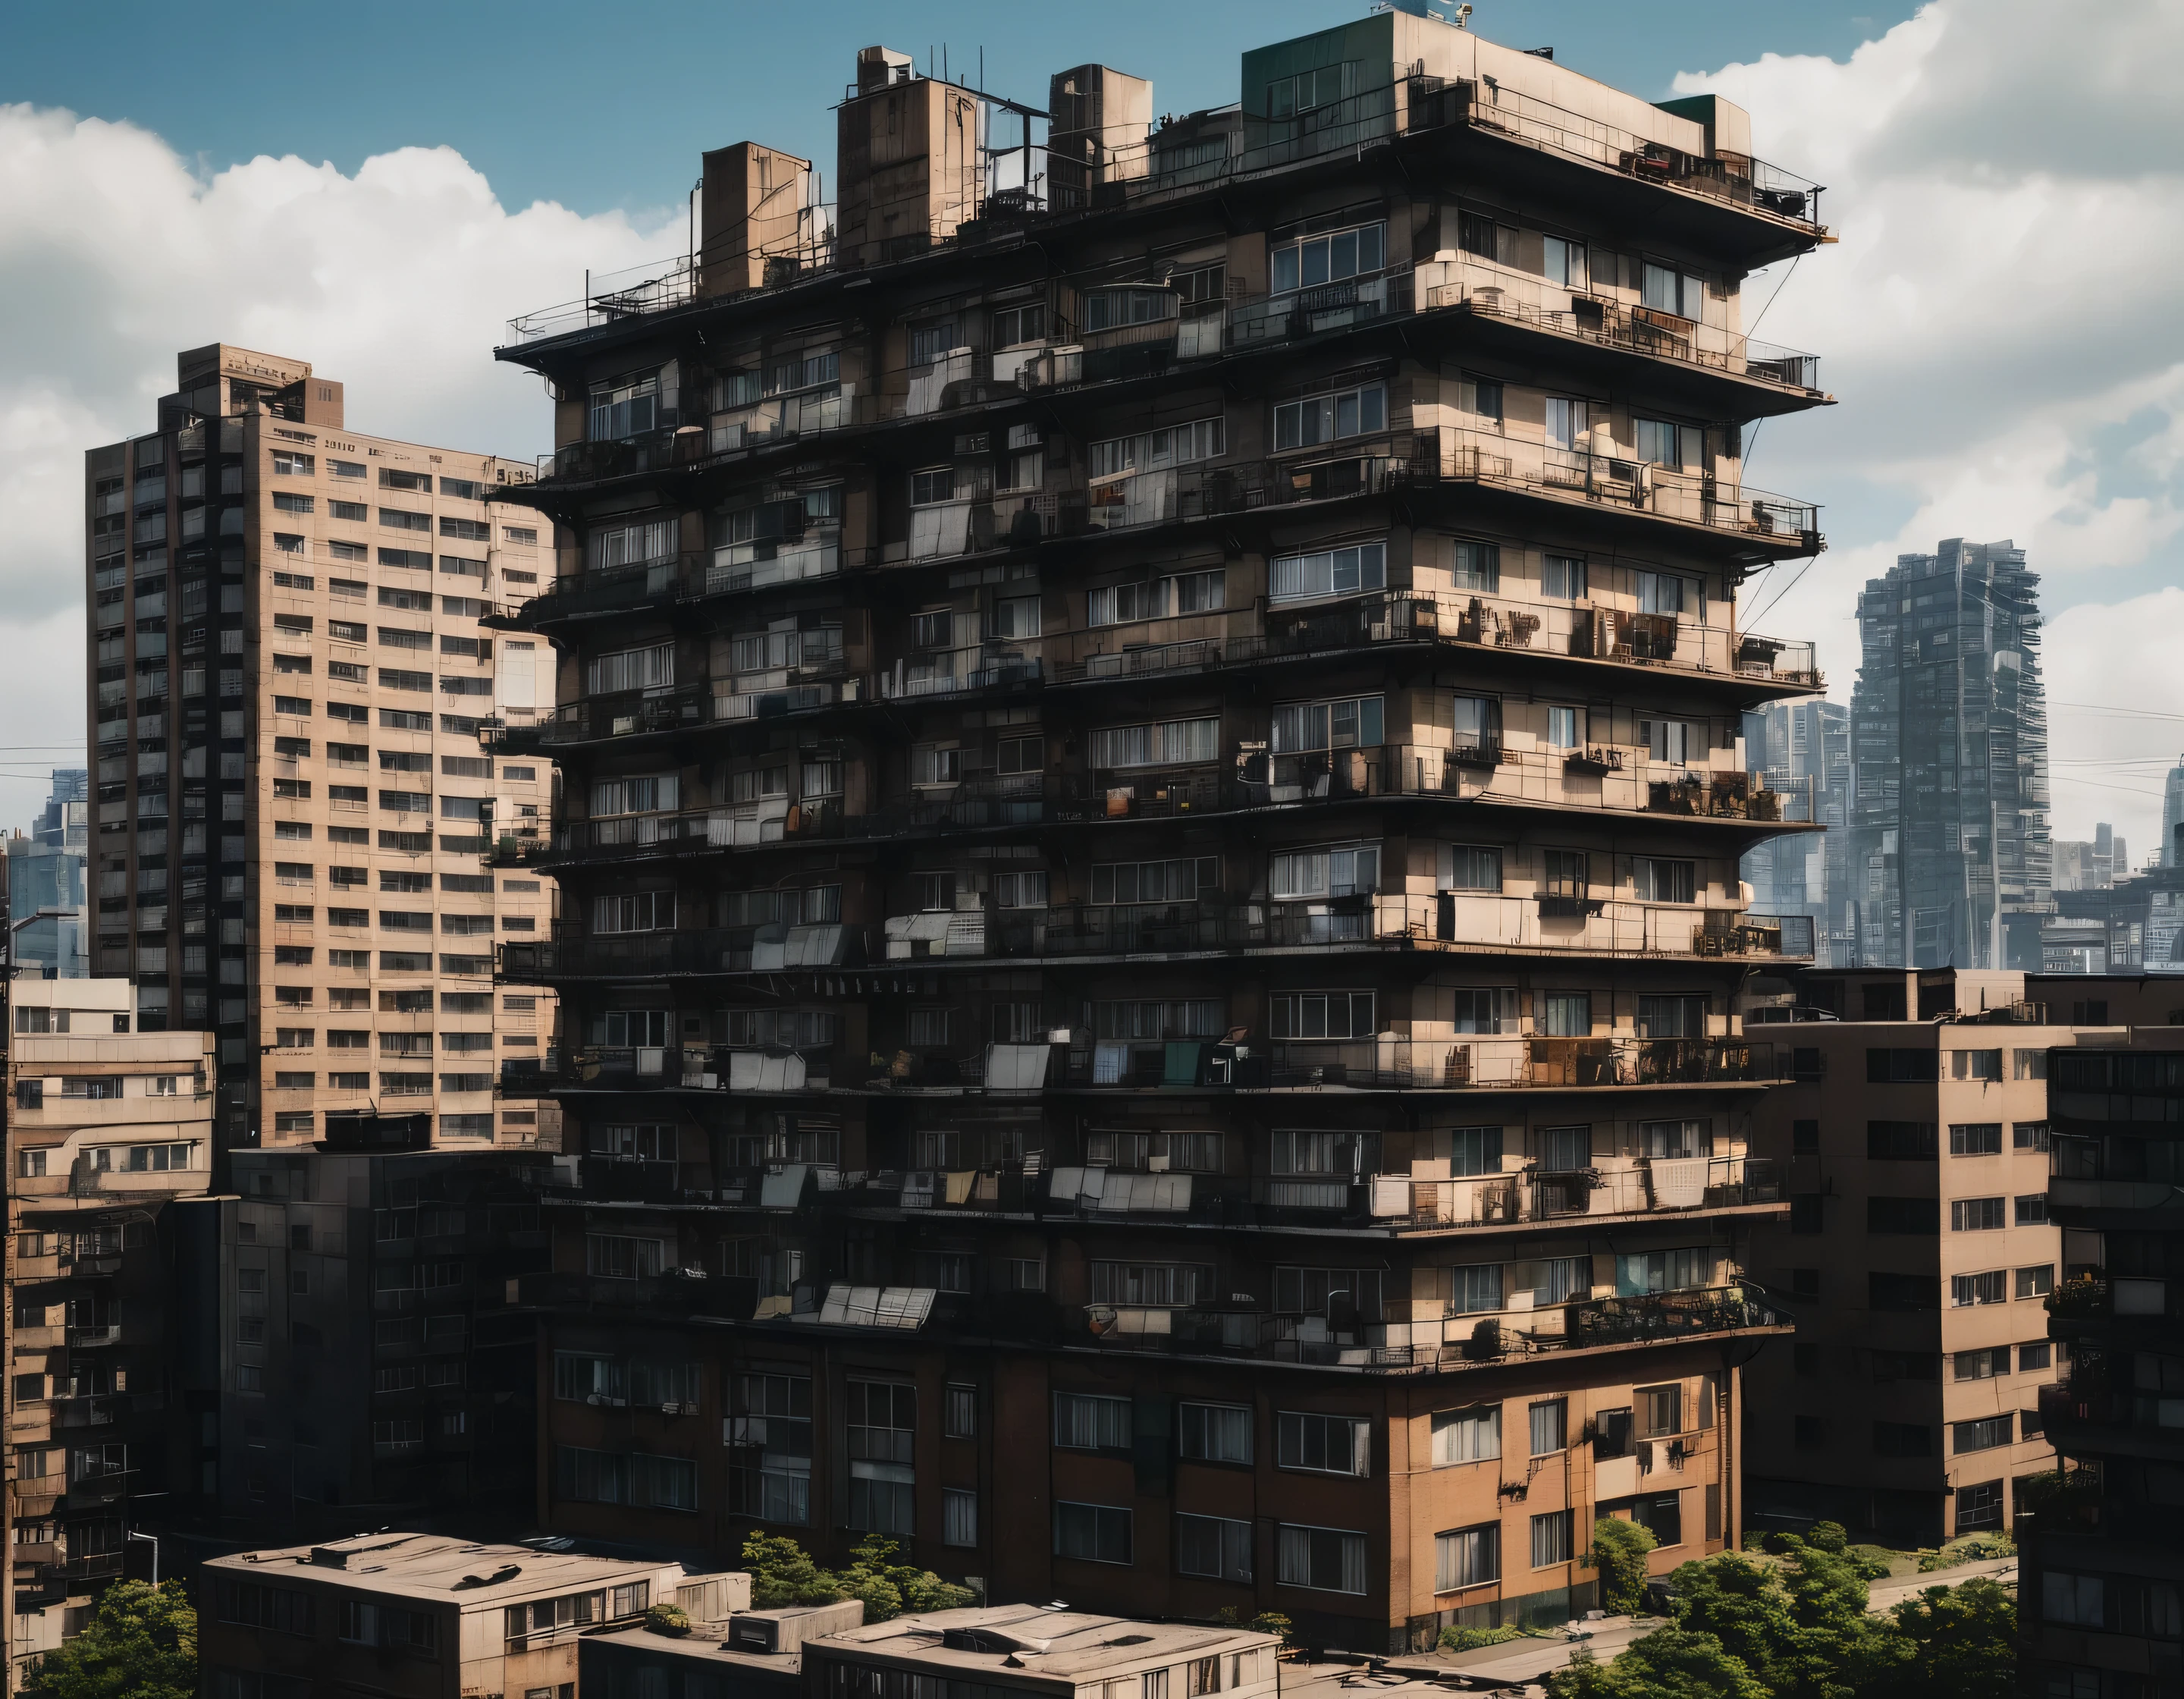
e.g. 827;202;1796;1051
2021;1032;2184;1699
83;344;559;1159
807;1608;1281;1699
485;16;1834;1650
196;1148;559;1536
199;1530;737;1699
1;978;213;1689
1845;539;2052;970
1741;700;1850;966
1743;966;2077;1545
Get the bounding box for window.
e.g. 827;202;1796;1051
1634;859;1697;904
1274;383;1386;451
1054;1502;1131;1565
1530;1510;1574;1568
992;303;1046;347
1432;1405;1501;1465
589;643;673;695
1542;235;1587;288
2016;1264;2054;1300
1434;1525;1498;1592
1951;1198;2007;1232
1641;716;1707;763
588;369;659;440
1950;1123;2003;1155
1642;261;1708;320
1953;1415;2013;1453
1633;417;1705;470
1260;539;1394;608
1087;418;1226;479
1271;219;1384;292
592;775;678;816
593;892;673;934
1950;1049;2004;1082
1867;1120;1938;1159
1539;990;1591;1035
1530;1399;1568;1456
1080;288;1174;332
1282;1524;1367;1594
1544;396;1588;451
1269;842;1379;899
1087;570;1225;625
1277;1412;1370;1476
588;517;677;573
1638;1385;1684;1437
1178;1514;1253;1583
943;1487;977;1548
1269;991;1374;1040
2013;1121;2051;1151
1952;1270;2008;1308
1545;705;1583;749
2042;1571;2105;1628
1271;696;1382;752
1053;1392;1132;1450
1953;1346;2011;1382
1088;717;1219;769
1179;1402;1252;1463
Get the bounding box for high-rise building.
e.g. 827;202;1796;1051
1;977;215;1688
1845;539;2051;970
2051;824;2124;893
82;345;560;1160
4;771;90;979
2164;761;2184;868
487;19;1833;1649
1743;700;1851;965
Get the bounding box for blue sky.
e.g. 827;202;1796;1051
3;0;2182;846
5;2;1922;218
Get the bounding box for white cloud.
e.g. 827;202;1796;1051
1675;0;2184;853
0;102;676;824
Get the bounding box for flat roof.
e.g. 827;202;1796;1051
206;1533;673;1607
817;1606;1276;1683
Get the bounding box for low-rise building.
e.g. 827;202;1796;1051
199;1531;745;1699
1;976;214;1688
808;1607;1282;1699
581;1599;861;1699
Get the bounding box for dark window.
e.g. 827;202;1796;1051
1790;1193;1824;1234
1793;1415;1828;1450
1789;1268;1820;1300
1868;1120;1938;1159
1868;1196;1938;1235
1866;1049;1938;1083
1872;1421;1931;1457
1953;1415;2013;1453
1791;1119;1820;1154
1862;983;1907;1020
1869;1272;1940;1311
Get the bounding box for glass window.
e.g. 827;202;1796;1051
1539;991;1591;1035
1087;718;1219;769
588;370;660;441
1543;554;1586;598
1271;696;1383;752
1276;1412;1370;1476
1542;236;1586;289
1530;1400;1570;1456
1274;384;1387;451
1430;1405;1501;1465
1271;220;1385;294
1269;842;1379;900
1434;1525;1499;1591
1269;541;1385;602
1530;1510;1574;1567
1054;1502;1132;1565
1177;1514;1252;1582
1053;1392;1132;1450
1278;1525;1367;1594
1451;540;1499;592
1440;844;1504;893
1179;1402;1253;1463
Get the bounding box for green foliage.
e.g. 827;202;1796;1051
1216;1609;1296;1645
1802;1523;1848;1555
645;1602;692;1635
1548;1631;1768;1699
1592;1517;1661;1615
1440;1624;1523;1652
1844;1547;1897;1582
31;1579;196;1699
1551;1542;2016;1699
1915;1532;2014;1572
739;1532;973;1623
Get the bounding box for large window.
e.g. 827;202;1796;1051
1642;262;1708;321
1269;991;1374;1040
1088;419;1225;479
1088;570;1225;626
588;517;677;573
1270;219;1384;292
1090;857;1217;906
588;370;660;441
589;644;673;695
1053;1392;1132;1450
1269;842;1379;900
592;892;673;934
1633;859;1698;905
1177;1514;1253;1582
1090;1261;1211;1306
591;775;678;817
1274;384;1386;451
1276;1412;1370;1476
1278;1525;1367;1594
1055;1502;1132;1565
1269;541;1385;601
1087;717;1219;769
1635;417;1705;471
1179;1402;1253;1463
1431;1405;1501;1465
1440;843;1504;892
846;1380;915;1534
1451;540;1499;592
1081;289;1175;333
1435;1525;1500;1591
1271;696;1383;753
1530;1511;1574;1568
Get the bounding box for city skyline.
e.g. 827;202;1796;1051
1;0;2182;852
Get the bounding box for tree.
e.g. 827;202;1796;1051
1592;1516;1660;1615
739;1531;974;1623
1548;1629;1768;1699
32;1579;195;1699
1884;1578;2016;1699
1666;1553;1797;1679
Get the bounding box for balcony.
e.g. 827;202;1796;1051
2047;1274;2179;1324
1081;1283;1788;1372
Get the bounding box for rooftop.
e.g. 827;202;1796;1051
818;1606;1278;1684
205;1532;685;1607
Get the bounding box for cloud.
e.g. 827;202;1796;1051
1675;0;2184;852
0;102;676;823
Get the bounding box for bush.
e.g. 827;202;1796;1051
740;1531;974;1622
1216;1609;1296;1646
1805;1521;1849;1553
1917;1531;2014;1572
1591;1517;1659;1615
645;1602;692;1635
1846;1545;1897;1581
1439;1624;1522;1652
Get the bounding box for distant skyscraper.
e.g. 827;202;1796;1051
1743;699;1853;963
5;768;90;978
2164;758;2184;866
1846;539;2051;968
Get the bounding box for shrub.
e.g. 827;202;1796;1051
1846;1545;1897;1581
1805;1521;1850;1553
1439;1625;1522;1652
1591;1517;1659;1615
645;1602;692;1635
